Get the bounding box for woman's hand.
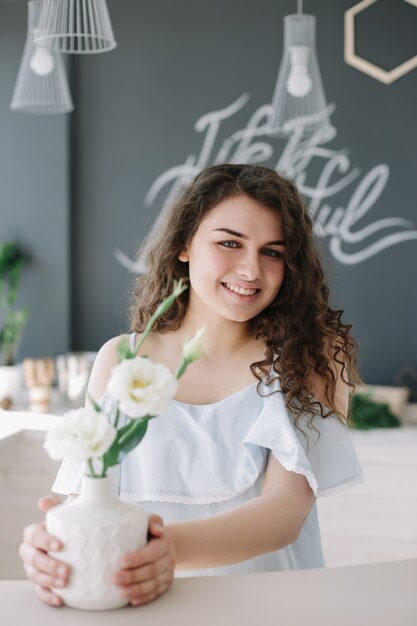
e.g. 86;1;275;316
112;514;175;606
18;495;70;607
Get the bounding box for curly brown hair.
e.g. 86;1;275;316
130;164;360;441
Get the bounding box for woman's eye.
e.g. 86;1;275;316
219;240;239;248
218;241;282;258
262;248;282;259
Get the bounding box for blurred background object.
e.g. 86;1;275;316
354;384;410;419
270;1;331;135
35;0;117;54
0;243;29;409
0;366;21;410
22;357;55;412
396;367;417;402
55;352;96;407
0;243;29;367
10;0;74;114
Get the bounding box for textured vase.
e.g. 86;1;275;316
46;475;149;610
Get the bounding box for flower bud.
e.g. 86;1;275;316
155;278;189;317
182;325;206;363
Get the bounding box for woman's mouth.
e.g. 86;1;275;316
221;282;260;297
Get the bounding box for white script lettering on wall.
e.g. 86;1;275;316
115;94;417;270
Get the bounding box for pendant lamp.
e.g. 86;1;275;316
270;0;330;135
34;0;116;54
10;0;73;114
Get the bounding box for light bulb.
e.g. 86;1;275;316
286;46;312;98
30;46;55;76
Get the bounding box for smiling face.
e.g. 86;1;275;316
178;194;286;325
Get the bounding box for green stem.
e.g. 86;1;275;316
175;358;190;379
114;405;120;429
133;279;188;356
133;305;165;355
87;458;97;478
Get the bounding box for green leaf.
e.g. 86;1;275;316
102;418;151;469
118;418;150;453
0;243;29;365
350;393;401;430
87;392;102;413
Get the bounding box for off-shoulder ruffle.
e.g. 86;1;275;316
51;382;363;501
243;390;364;498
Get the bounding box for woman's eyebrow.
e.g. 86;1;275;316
212;227;286;246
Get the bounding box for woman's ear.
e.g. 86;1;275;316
178;250;189;262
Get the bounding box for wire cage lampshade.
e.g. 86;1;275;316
10;0;73;114
270;12;330;135
34;0;117;54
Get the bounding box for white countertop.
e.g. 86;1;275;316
1;411;417;623
2;558;416;626
0;409;61;446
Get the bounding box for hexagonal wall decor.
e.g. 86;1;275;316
344;0;417;84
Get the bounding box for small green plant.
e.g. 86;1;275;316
0;243;29;366
350;392;401;430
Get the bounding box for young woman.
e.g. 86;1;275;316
19;164;363;608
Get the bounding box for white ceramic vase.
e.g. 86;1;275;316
46;475;149;611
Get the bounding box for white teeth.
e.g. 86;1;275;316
224;283;257;296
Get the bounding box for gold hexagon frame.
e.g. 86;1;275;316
344;0;417;84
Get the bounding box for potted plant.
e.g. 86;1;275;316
0;242;29;409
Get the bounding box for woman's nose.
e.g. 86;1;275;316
236;254;261;280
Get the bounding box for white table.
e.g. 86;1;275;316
2;558;417;626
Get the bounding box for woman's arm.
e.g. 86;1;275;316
166;457;315;570
165;357;346;571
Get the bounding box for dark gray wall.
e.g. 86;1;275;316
2;0;417;387
0;1;70;360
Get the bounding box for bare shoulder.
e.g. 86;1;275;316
85;335;130;407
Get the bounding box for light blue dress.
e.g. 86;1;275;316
52;334;364;577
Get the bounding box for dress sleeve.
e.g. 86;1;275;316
243;390;364;498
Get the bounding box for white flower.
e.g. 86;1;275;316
106;356;178;419
44;408;117;462
182;326;206;363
